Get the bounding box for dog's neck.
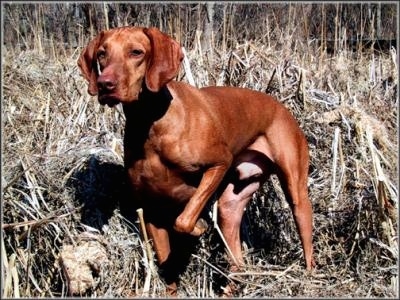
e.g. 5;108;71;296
122;84;173;163
122;84;172;120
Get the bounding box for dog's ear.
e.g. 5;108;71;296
143;27;183;92
77;32;103;96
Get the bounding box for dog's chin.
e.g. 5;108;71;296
98;92;140;107
98;95;120;107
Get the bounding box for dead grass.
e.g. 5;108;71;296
2;29;398;298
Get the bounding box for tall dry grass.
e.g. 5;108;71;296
2;2;398;298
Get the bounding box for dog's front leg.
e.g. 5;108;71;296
174;163;230;236
146;223;179;295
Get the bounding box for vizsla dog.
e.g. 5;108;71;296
78;26;315;295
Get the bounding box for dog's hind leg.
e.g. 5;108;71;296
217;152;271;296
276;168;315;270
218;180;260;269
273;136;315;270
217;150;271;269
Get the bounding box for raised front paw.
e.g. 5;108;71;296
174;217;208;236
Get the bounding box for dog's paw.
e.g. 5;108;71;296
174;217;208;236
221;281;239;298
306;257;316;271
190;218;208;236
165;282;178;297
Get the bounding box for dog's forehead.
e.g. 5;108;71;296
100;27;150;48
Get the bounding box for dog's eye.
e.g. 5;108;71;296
97;50;106;59
130;49;144;57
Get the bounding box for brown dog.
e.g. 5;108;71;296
78;26;315;295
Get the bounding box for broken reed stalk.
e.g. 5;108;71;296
2;242;15;298
295;70;303;102
103;3;109;30
366;128;397;252
331;127;341;197
136;208;154;296
182;47;196;87
366;127;387;208
136;208;154;268
266;67;277;93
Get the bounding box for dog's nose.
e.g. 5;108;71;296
97;76;117;91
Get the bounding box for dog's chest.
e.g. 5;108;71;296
123;101;216;201
127;144;200;202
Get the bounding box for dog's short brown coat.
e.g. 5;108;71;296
78;26;315;295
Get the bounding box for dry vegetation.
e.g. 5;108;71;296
2;2;398;298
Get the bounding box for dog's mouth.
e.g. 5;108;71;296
98;90;141;107
98;94;121;107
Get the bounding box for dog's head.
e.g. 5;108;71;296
78;26;183;106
